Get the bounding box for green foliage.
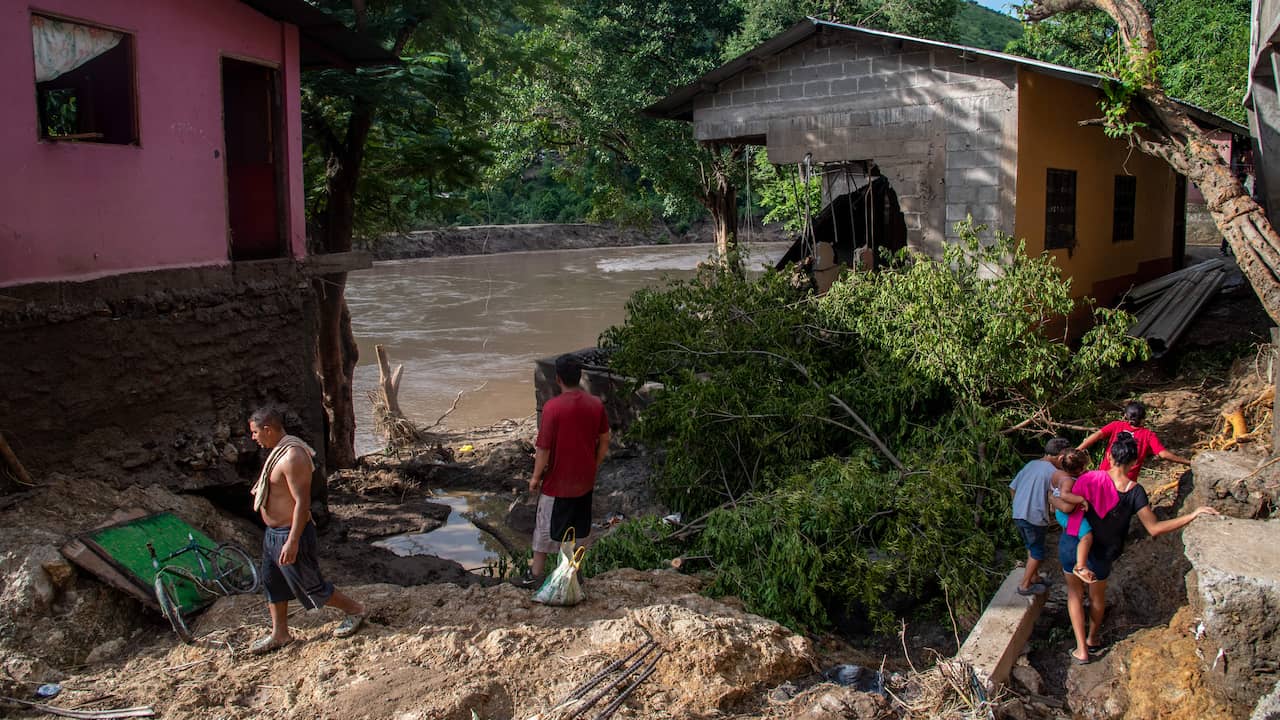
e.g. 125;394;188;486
302;0;551;239
482;0;743;235
1009;0;1248;124
724;0;963;59
822;221;1147;404
953;0;1024;51
581;516;682;576
751;149;823;232
595;220;1146;630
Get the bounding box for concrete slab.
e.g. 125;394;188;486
1184;517;1280;705
956;568;1046;690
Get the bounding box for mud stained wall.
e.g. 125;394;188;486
0;261;325;493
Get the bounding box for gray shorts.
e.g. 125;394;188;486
261;522;334;609
532;493;591;554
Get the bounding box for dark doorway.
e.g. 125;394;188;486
222;58;285;261
776;172;908;274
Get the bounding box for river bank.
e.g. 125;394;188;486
365;221;792;261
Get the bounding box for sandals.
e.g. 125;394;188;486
1071;651;1092;665
1073;566;1098;584
249;634;294;655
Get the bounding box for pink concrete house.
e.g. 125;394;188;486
0;0;389;286
0;1;390;493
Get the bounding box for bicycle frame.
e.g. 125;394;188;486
147;534;231;596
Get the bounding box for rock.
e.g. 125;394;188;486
40;553;75;590
997;698;1029;720
1190;451;1274;518
1065;647;1130;720
787;685;889;720
1;545;61;614
220;443;239;464
1184;517;1280;706
212;423;231;442
1010;660;1043;695
84;638;127;664
1253;678;1280;720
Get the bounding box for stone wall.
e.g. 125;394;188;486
0;261;325;494
689;32;1018;256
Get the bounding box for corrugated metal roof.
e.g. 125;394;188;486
645;17;1247;136
238;0;398;69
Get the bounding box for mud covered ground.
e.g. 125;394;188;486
3;252;1277;719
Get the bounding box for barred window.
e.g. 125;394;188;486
1045;168;1077;250
1113;175;1137;242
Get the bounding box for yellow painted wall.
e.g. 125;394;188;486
1014;69;1177;300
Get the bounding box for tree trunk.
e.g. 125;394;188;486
701;145;744;274
707;183;740;267
1026;0;1280;326
312;99;375;469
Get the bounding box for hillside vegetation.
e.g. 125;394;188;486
953;0;1024;51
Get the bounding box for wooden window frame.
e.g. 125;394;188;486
31;11;140;146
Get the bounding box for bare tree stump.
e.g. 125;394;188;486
375;344;404;416
0;431;35;487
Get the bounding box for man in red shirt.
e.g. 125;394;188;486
1078;401;1190;481
526;354;610;581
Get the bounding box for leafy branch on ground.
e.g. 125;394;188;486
587;220;1146;631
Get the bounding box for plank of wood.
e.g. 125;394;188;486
301;251;373;275
60;538;157;609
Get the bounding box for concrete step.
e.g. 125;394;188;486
957;568;1046;690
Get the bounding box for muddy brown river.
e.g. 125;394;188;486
347;242;789;456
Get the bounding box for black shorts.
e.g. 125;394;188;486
261;522;334;608
550;491;593;544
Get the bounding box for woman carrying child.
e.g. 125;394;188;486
1054;433;1218;665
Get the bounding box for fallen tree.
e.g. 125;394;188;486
1023;0;1280;325
588;222;1147;630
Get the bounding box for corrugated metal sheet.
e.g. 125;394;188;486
645;17;1247;137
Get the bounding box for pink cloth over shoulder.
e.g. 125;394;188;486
1065;470;1121;536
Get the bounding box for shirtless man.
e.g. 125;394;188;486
248;407;365;654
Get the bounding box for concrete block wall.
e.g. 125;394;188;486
691;33;1018;256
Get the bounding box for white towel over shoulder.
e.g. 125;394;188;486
250;435;315;512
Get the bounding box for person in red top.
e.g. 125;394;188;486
525;354;610;582
1077;401;1190;481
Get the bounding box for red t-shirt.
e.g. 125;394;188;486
536;389;609;497
1096;420;1166;481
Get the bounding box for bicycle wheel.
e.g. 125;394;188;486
154;574;194;644
214;543;261;594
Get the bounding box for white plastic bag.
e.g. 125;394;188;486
532;530;586;606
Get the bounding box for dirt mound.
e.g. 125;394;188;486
1064;606;1243;720
0;473;260;680
36;569;815;719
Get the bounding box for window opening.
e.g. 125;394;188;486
1045;168;1077;251
32;14;137;144
1112;175;1137;242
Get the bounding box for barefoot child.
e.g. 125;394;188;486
1052;448;1096;584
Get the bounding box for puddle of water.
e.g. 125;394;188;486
371;490;528;573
